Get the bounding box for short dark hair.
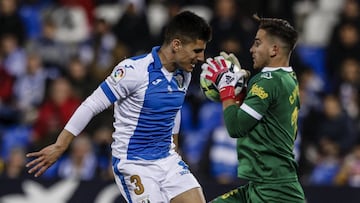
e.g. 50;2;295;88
163;11;212;45
253;14;298;51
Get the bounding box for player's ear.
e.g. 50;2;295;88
172;39;182;52
270;44;279;57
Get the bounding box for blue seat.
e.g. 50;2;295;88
181;102;223;165
1;125;31;160
296;45;326;82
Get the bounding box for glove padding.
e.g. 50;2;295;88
220;51;241;69
220;51;250;85
219;52;250;104
201;56;247;101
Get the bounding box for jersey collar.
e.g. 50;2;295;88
151;46;162;70
262;67;293;72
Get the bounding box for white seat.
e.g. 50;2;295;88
180;5;213;23
94;4;126;26
52;6;90;43
146;3;168;37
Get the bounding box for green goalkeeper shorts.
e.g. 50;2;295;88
210;181;305;203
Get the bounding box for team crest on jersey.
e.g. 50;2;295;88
250;84;268;99
260;72;272;79
174;72;185;89
111;66;126;83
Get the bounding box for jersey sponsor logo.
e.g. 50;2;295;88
220;188;239;199
135;195;150;203
250;84;268;99
152;78;162;85
260;72;272;79
167;85;173;93
225;74;235;84
111;66;126;83
178;161;190;175
124;64;134;69
290;71;297;80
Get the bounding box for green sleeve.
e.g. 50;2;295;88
223;105;258;138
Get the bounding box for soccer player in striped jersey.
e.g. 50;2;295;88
202;15;306;202
26;11;211;203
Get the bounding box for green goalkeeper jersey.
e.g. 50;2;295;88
223;67;300;183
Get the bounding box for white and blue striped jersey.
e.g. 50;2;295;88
101;46;191;160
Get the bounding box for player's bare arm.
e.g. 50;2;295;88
26;129;74;177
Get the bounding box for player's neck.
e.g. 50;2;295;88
268;56;289;67
158;47;176;72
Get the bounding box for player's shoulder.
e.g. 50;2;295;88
248;68;286;95
119;53;153;70
247;67;296;100
251;71;274;85
109;53;153;84
253;67;293;82
115;53;154;73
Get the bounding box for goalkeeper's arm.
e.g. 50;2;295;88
223;104;258;138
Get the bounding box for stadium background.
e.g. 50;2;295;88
0;0;359;202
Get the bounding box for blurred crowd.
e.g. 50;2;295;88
0;0;359;189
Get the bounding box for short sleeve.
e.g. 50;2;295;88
104;60;145;101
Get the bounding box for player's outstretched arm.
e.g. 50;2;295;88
26;129;74;177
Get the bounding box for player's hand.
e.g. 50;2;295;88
26;144;65;177
220;51;241;69
220;51;251;83
201;56;245;101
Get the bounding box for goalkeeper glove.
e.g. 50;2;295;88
220;51;250;104
201;56;246;101
220;51;251;84
220;51;241;69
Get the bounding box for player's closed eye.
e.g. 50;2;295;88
194;49;204;54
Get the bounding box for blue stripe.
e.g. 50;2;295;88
130;53;147;61
150;46;162;69
100;82;117;103
112;157;132;203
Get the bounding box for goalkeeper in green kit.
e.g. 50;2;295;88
201;15;305;203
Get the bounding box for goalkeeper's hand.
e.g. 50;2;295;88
219;51;251;104
220;51;241;69
201;56;246;101
220;51;251;84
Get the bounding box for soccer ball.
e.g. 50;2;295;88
200;60;245;102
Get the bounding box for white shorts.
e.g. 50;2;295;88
112;153;201;203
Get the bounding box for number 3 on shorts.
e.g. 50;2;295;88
130;175;145;195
